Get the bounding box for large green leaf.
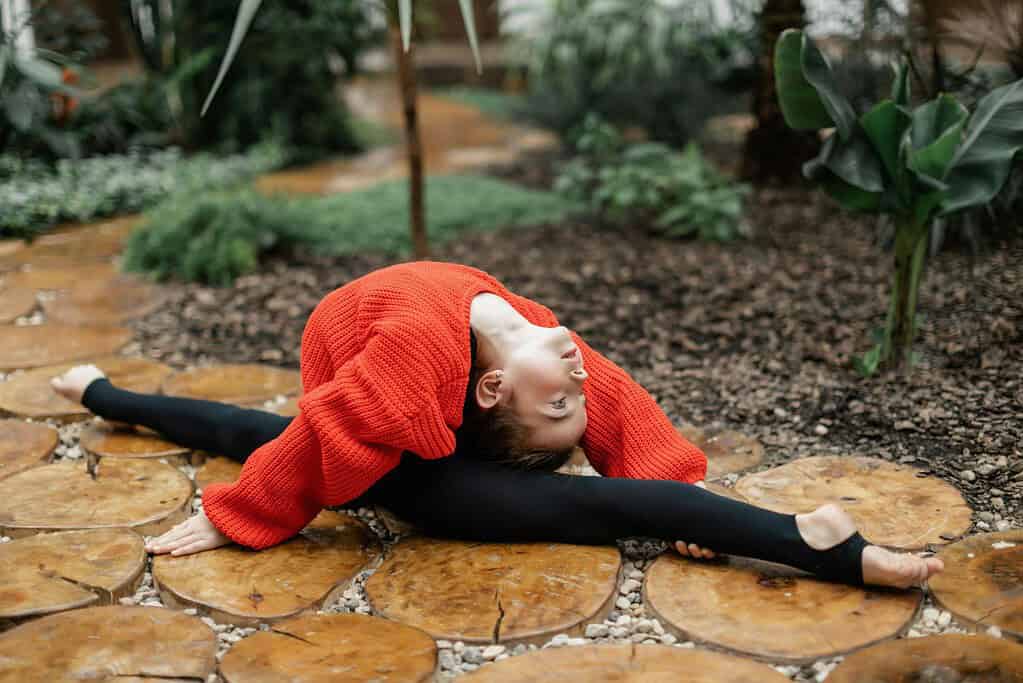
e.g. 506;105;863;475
457;0;482;74
12;54;79;95
907;94;967;183
200;0;263;117
805;130;885;194
0;45;10;91
800;31;856;140
942;78;1023;214
774;29;833;131
399;0;412;53
890;61;910;107
860;99;911;183
818;169;883;212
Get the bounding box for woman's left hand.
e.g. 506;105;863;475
675;480;716;559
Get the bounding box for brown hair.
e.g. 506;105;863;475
455;362;575;471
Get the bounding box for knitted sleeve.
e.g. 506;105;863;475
572;333;707;484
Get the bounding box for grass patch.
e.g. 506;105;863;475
349;114;400;148
123;174;581;285
432;86;527;121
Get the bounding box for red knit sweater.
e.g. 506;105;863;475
203;261;707;549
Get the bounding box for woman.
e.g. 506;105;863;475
53;260;943;588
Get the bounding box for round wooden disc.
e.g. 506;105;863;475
704;481;747;503
80;422;190;463
194;455;242;491
41;277;164;326
0;528;145;622
734;456;973;550
273;396;300;417
929;530;1023;639
0;459;192;538
365;537;621;645
0;324;133;371
644;553;921;662
827;633;1023;682
4;215;139;269
161;364;301;406
153;511;380;626
0;286;36;323
0;356;174;421
0;604;216;683
4;263;118;292
0;419;57;480
678;424;765;480
220;613;437;683
459;643;792;682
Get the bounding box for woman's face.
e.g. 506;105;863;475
502;325;589;451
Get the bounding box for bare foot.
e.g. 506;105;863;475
796;503;945;589
50;364;106;404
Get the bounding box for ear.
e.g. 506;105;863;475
475;369;505;410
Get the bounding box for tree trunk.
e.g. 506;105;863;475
390;24;429;260
740;0;819;184
885;220;928;373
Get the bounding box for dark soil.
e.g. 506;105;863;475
129;187;1023;529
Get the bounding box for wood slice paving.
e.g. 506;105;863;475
79;422;192;465
734;455;973;550
194;455;242;491
161;364;301;406
153;511;380;626
0;459;192;538
928;530;1023;639
273;396;300;416
0;605;216;683
459;643;792;682
677;424;765;480
41;276;165;326
0;356;173;421
0;286;36;323
220;613;437;683
0;324;133;371
0;215;139;269
644;553;921;662
827;633;1023;682
365;537;621;645
4;263;118;292
0;528;145;625
0;419;57;480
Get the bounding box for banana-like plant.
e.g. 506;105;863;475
200;1;483;259
775;28;1023;375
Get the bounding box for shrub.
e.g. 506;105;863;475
122;175;582;285
555;115;749;241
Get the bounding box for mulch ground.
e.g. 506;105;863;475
128;183;1023;528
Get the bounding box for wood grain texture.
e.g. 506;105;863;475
734;456;972;549
194;455;242;491
827;633;1023;682
220;613;437;683
0;357;174;421
644;553;921;663
0;459;192;538
0;286;36;323
161;364;301;405
0;528;145;623
41;277;165;326
1;215;138;269
459;643;792;682
153;511;379;626
79;422;191;464
4;263;118;291
0;324;133;371
365;537;621;645
929;530;1023;639
0;605;216;683
678;424;765;480
0;419;57;480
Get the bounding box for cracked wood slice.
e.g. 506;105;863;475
0;324;133;372
4;263;118;292
459;643;791;682
0;286;36;323
827;633;1023;682
678;424;764;480
220;613;437;683
194;455;241;491
153;511;380;626
79;421;192;465
2;215;139;269
365;537;621;646
644;553;920;663
161;364;301;406
41;276;165;326
0;356;174;421
0;419;57;480
928;530;1023;639
0;459;192;539
734;455;973;550
0;604;216;683
0;528;145;624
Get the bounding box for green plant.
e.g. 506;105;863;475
774;29;1023;375
433;86;526;121
556;115;749;241
123;175;581;285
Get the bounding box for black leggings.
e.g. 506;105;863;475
82;378;869;585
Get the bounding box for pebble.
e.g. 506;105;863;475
615;596;631;610
462;647;483;664
960;470;976;482
453;641;465;654
987;626;1003;638
585;624;609;638
610;626;629;639
979;511;994;522
996;520;1012;531
436;640;452;649
937;611;951;627
438;651;458;669
481;645;505;660
660;633;677;645
635;619;653;633
620;579;642;594
627;569;644;580
992;497;1005;510
923;607;939;623
814;424;828;436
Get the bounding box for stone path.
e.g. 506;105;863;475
0;79;1015;681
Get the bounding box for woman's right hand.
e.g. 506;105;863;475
146;510;232;556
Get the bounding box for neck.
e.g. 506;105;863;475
470;294;527;369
